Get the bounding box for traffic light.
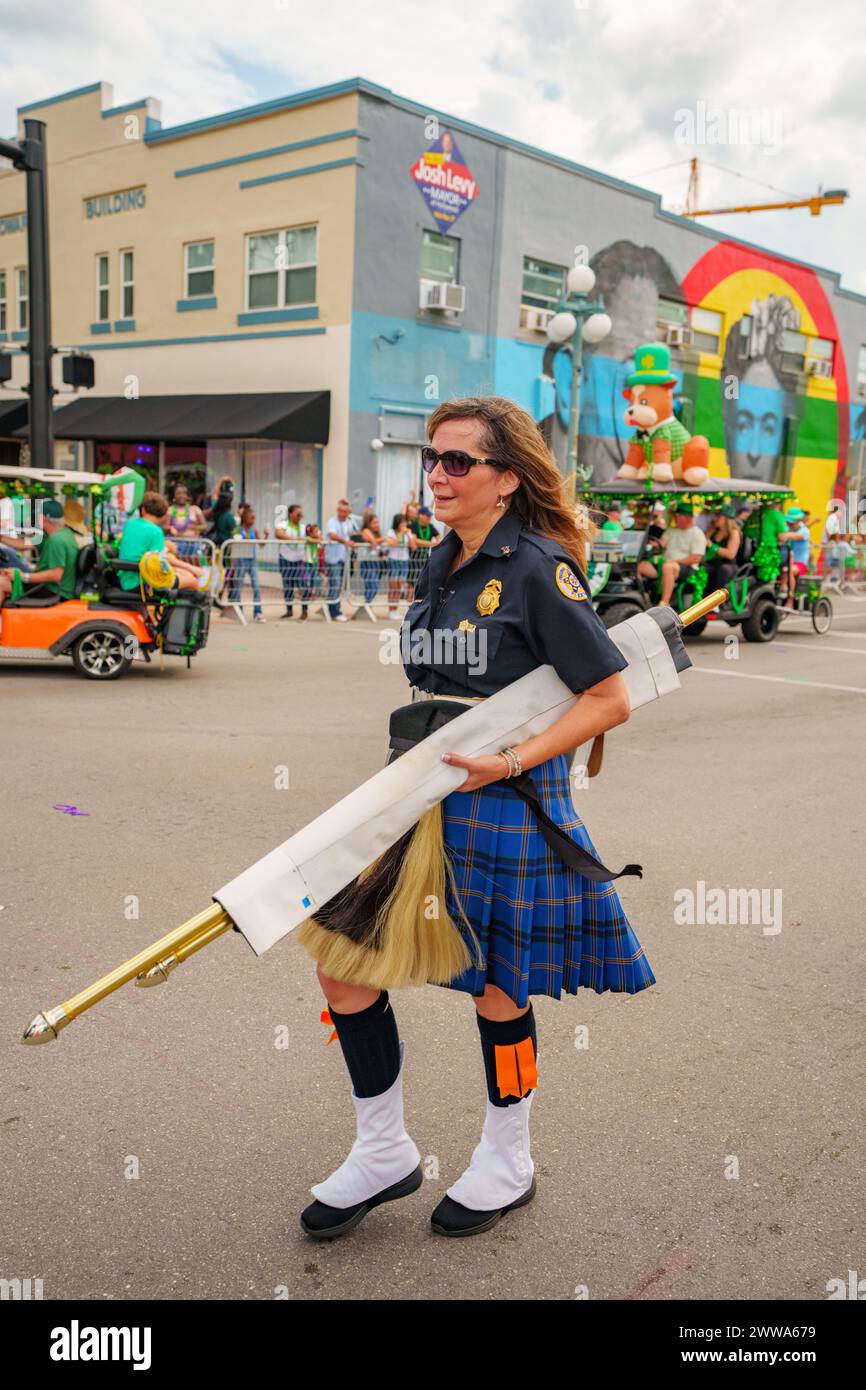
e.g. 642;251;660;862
61;353;95;389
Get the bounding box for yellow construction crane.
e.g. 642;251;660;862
681;156;847;218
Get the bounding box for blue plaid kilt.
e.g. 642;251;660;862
440;752;655;1007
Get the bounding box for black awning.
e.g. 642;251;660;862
0;399;28;436
41;392;330;444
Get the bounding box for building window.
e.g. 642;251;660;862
15;266;27;331
185;240;215;298
857;346;866;389
690;306;723;354
422;230;459;285
656;297;688;329
780;330;808;373
0;271;6;333
96;254;110;322
780;330;834;375
521;256;565;312
806;335;834;370
246;226;317;310
120;250;134;319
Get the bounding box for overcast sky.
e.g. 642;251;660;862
1;0;863;293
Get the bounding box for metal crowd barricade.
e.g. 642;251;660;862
215;537;429;623
217;537;337;623
168;536;220;596
818;538;866;594
343;541;420;621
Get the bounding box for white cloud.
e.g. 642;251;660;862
1;0;862;291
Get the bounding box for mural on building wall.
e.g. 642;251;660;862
718;294;802;483
535;237;849;523
539;240;684;477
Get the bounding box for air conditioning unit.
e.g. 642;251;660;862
520;305;554;333
420;279;466;313
665;324;693;347
807;358;833;378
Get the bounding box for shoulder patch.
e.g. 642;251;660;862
555;562;587;601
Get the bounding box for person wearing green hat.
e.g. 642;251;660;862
637;501;707;605
778;506;811;605
0;498;80;610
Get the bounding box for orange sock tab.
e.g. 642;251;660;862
494;1039;538;1098
320;1008;338;1046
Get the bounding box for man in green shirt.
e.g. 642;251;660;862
743;500;790;583
0;499;79;607
116;492;204;591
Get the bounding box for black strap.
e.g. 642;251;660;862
389;698;642;883
507;772;641;882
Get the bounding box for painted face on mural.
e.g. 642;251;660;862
731;358;786;482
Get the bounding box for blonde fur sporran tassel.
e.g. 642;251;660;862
295;806;484;989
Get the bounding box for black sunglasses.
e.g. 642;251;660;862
420;445;504;478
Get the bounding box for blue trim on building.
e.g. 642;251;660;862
11;331;27;342
177;296;217;312
70;326;326;351
114;319;136;332
18;81;104;113
174;129;360;179
145;116;162;135
144;77;371;145
90;321;112;335
237;306;319;325
239;156;358;189
102;99;150;118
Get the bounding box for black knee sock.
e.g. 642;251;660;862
476;1005;538;1107
327;990;401;1098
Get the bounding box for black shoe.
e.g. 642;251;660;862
280;609;294;619
299;610;308;620
430;1175;537;1237
300;1164;423;1240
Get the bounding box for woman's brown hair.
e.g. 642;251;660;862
426;395;596;570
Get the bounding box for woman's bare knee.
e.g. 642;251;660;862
315;963;380;1014
474;983;529;1022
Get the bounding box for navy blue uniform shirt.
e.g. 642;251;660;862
401;507;628;697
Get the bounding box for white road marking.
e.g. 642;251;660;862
691;666;866;695
773;641;866;656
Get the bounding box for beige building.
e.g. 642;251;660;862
0;79;360;522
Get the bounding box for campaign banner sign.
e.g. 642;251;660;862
408;130;479;230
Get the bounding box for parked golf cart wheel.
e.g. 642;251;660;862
683;617;708;638
600;601;644;630
811;596;833;634
71;629;133;679
741;598;780;643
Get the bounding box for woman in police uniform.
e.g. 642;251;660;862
297;395;655;1241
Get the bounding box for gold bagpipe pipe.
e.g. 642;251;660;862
22;590;727;1046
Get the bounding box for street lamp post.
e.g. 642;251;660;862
546;265;612;482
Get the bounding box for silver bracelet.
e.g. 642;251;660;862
500;746;521;778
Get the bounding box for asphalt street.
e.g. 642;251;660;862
2;596;864;1301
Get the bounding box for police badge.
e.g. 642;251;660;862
476;579;502;616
